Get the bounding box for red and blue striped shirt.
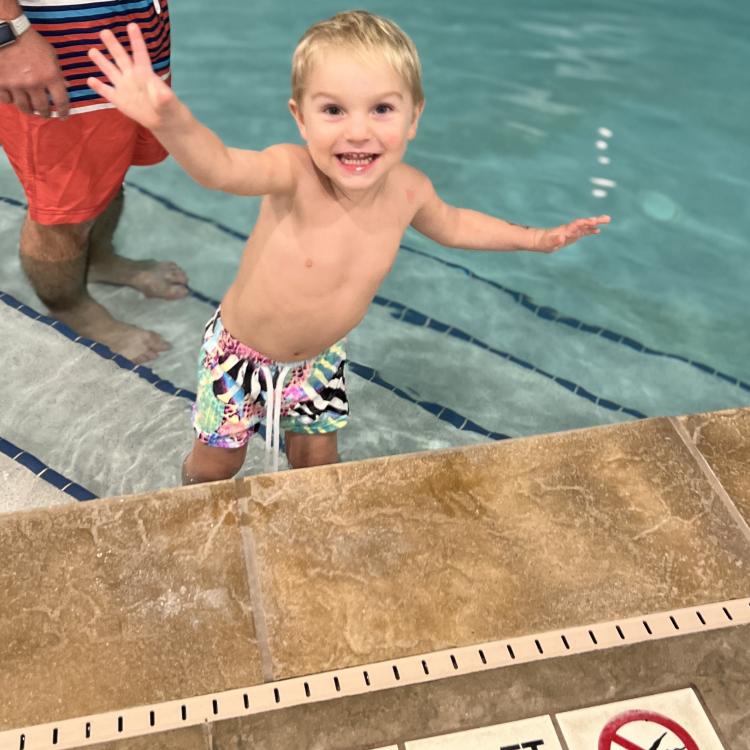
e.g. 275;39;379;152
21;0;171;113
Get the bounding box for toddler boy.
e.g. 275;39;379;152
88;11;609;482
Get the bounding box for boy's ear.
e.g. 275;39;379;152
288;99;307;141
407;100;425;141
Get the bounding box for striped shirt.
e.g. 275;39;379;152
21;0;171;114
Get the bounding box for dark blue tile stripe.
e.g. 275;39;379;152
125;182;247;241
0;290;195;402
371;295;648;420
346;362;509;441
0;195;25;208
0;435;97;502
396;243;750;394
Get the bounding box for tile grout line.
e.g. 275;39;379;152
235;490;277;683
202;722;213;750
669;417;750;546
551;713;572;750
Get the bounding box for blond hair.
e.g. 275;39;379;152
291;10;424;106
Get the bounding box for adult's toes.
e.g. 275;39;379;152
166;263;189;284
163;283;189;300
148;332;172;353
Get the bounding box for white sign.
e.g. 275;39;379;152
405;715;563;749
556;688;726;750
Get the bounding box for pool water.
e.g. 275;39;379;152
138;0;750;399
1;0;749;499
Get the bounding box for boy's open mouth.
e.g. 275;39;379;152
336;153;380;173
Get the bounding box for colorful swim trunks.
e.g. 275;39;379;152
0;0;172;224
192;309;349;451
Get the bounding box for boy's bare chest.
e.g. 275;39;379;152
295;194;409;264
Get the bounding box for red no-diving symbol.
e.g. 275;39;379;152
598;709;700;750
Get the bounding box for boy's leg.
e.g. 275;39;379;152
182;440;248;485
284;432;339;469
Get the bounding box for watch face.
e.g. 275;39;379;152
0;23;15;46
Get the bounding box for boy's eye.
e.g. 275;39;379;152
374;103;394;114
323;104;343;116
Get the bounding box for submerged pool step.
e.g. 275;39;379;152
0;290;485;503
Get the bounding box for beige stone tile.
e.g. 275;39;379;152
679;407;750;525
0;483;263;730
237;418;750;678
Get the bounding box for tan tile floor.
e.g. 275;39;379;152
238;416;750;678
0;482;264;727
679;408;750;525
1;408;749;747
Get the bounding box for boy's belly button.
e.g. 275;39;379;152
305;258;313;268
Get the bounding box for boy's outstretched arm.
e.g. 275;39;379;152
87;23;294;196
410;175;610;252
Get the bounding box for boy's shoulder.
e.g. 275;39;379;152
390;162;430;192
265;142;309;164
390;162;434;207
393;161;427;184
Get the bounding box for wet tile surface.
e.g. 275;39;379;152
207;624;750;750
680;408;750;525
0;483;263;729
238;418;750;679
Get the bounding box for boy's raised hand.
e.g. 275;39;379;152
534;215;611;253
87;23;176;130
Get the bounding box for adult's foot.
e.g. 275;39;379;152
53;297;171;364
88;255;189;300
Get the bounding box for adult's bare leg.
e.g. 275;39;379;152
19;213;170;363
87;187;189;299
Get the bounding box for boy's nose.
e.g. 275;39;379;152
345;115;371;143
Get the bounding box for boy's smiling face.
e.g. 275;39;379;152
289;49;423;195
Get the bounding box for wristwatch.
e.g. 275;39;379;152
0;14;31;48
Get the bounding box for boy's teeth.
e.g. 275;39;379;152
340;153;375;164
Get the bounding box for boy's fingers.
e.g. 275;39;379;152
127;22;152;69
87;76;116;102
88;47;121;83
99;28;132;72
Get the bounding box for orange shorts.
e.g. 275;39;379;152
0;105;167;225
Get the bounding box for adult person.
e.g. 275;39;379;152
0;0;187;363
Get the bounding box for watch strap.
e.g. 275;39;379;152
9;14;30;37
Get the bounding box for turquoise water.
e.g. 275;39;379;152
134;0;749;381
1;0;749;499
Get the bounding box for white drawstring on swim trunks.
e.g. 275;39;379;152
259;365;291;473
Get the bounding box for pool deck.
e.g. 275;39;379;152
1;407;749;749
